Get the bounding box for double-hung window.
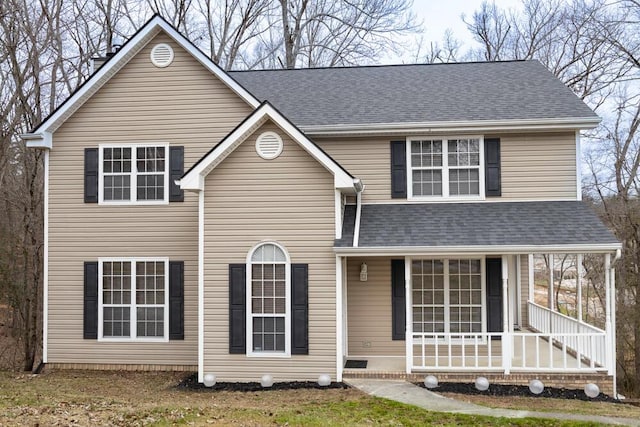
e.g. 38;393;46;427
247;243;290;356
412;258;484;336
99;144;168;203
98;258;169;341
408;137;483;199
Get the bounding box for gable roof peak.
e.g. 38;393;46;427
23;14;259;148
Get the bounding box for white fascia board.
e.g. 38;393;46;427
302;117;602;137
22;132;52;149
180;103;356;191
29;16;259;144
334;243;622;256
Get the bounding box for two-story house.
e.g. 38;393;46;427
23;16;621;394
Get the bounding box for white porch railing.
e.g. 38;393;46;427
528;301;607;368
411;330;608;372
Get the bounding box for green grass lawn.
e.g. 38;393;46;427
0;370;611;426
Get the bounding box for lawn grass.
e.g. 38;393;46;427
0;370;616;426
439;391;640;419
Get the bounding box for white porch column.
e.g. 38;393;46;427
548;253;554;333
501;255;511;374
611;257;617;396
577;254;583;323
605;253;613;375
405;257;413;374
336;255;344;382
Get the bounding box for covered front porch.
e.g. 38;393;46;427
334;202;621;391
339;254;615;375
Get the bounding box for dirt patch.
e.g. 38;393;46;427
177;372;349;392
418;381;618;402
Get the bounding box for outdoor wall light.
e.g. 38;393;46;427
203;373;216;387
424;375;438;389
359;263;368;281
528;379;544;395
585;383;600;398
475;376;490;391
318;374;331;387
261;374;273;388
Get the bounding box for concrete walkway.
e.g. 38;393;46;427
345;378;640;426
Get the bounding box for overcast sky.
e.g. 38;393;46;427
412;0;523;48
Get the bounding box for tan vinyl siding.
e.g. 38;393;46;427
346;258;405;356
202;121;337;382
47;31;253;365
317;132;577;202
316;137;394;203
521;255;530;327
498;132;577;200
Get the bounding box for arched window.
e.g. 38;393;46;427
247;242;290;355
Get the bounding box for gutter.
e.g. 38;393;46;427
335;243;622;256
352;179;365;247
303;117;602;137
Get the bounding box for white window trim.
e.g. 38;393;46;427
406;136;485;201
246;242;291;358
98;143;170;205
97;257;170;342
409;256;487;342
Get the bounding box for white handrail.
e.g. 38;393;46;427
528;301;607;367
411;331;607;372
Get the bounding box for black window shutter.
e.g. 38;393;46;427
169;146;184;202
291;264;309;355
229;264;246;354
390;141;407;198
84;261;98;339
485;138;501;197
84;148;99;203
391;259;406;341
169;261;184;340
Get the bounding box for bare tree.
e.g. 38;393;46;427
276;0;418;68
585;92;640;393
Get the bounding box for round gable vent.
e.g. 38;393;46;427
150;43;174;68
256;132;283;160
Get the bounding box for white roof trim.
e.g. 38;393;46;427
27;16;260;147
302;117;602;137
333;243;622;256
179;102;356;192
22;132;52;149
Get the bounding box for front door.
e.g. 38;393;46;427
486;258;503;334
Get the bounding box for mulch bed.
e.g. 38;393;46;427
176;372;349;392
418;382;619;403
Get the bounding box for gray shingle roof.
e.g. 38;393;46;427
230;61;597;128
336;201;618;248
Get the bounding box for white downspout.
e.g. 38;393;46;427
42;149;49;363
197;189;205;383
352;181;364;247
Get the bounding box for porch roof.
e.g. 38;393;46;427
336;201;619;251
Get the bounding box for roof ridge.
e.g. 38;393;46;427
228;59;535;73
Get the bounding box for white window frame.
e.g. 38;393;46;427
406;136;485;201
98;143;170;205
410;256;487;341
246;242;291;358
97;257;169;342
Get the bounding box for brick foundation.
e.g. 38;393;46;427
343;370;614;396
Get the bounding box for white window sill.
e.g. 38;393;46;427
97;200;170;206
246;352;292;358
98;337;169;343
